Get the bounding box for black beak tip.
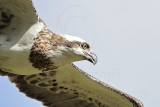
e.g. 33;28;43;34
88;56;98;65
84;52;98;65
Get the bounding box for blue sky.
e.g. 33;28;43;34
1;0;160;107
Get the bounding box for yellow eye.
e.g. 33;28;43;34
82;43;89;50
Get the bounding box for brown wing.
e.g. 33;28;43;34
0;64;143;107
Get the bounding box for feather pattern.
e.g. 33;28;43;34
0;0;143;107
0;64;143;107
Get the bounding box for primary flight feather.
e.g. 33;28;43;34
0;0;143;107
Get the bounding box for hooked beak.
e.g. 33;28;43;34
84;52;98;65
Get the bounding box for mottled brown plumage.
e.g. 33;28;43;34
0;0;143;107
0;64;143;107
29;24;83;71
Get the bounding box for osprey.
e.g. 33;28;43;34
0;0;143;107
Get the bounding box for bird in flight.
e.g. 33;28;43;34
0;0;143;107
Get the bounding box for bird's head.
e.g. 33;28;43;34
50;34;98;66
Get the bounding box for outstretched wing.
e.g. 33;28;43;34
0;64;143;107
0;0;38;49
